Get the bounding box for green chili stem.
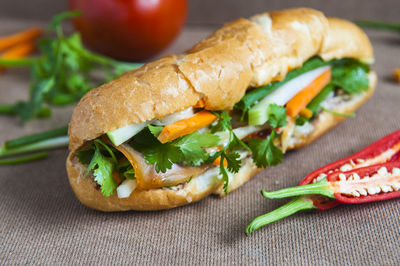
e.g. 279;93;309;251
355;20;400;33
261;181;335;199
5;125;68;149
246;197;316;235
0;136;68;158
0;152;48;165
321;107;355;118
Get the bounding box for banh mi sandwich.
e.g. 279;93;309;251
66;8;377;211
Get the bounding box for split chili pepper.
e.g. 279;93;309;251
246;129;400;235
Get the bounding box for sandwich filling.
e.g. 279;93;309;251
75;57;372;198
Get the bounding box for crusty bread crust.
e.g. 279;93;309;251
66;8;376;211
66;73;376;211
287;71;377;150
68;9;373;152
67;153;261;211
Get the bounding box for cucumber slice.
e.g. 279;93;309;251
107;122;147;146
248;66;330;126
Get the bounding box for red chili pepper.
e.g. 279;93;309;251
261;161;400;201
246;130;400;235
300;129;400;210
329;161;400;204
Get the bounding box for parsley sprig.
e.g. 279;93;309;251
0;11;142;121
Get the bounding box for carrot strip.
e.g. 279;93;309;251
158;110;217;143
193;99;205;108
0;42;36;73
394;68;400;84
286;69;331;117
0;27;42;51
1;42;36;58
213;156;227;167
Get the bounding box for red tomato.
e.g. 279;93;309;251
69;0;187;61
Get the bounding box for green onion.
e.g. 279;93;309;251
0;104;15;115
307;84;334;115
321;107;356;118
4;125;68;149
0;152;48;165
0;136;68;158
356;20;400;33
0;104;51;118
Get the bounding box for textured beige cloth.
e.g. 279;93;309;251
0;21;400;264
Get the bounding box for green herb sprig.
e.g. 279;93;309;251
0;11;142;122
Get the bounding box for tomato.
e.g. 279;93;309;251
69;0;187;61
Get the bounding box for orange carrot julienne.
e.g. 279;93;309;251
193;99;205;108
1;42;36;58
157;110;217;143
286;68;331;117
394;68;400;84
213;156;227;167
0;42;36;73
0;27;42;51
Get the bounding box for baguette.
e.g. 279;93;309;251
66;8;376;211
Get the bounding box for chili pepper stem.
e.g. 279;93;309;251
246;196;317;235
261;179;336;199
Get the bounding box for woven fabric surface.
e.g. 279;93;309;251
0;21;399;264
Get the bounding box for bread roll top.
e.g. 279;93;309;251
68;8;373;152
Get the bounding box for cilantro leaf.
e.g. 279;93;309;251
249;131;283;168
148;125;163;137
48;10;81;33
175;132;220;166
229;133;250;152
130;129;183;173
84;143;117;197
331;58;370;94
211;111;250;152
267;104;287;128
209;111;249;194
219;156;230;194
224;152;241;173
76;148;94;165
210;111;232;133
131;128;220;172
0;11;142;122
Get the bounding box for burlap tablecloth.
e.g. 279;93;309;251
0;19;399;264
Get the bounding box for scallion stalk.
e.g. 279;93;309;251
0;136;69;158
0;152;48;165
4;125;68;149
356;20;400;33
